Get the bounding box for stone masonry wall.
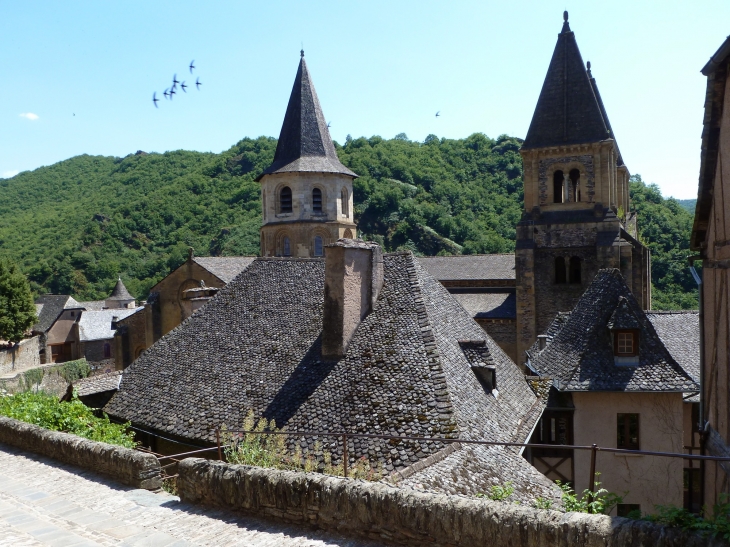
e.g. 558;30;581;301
177;458;722;547
0;336;41;376
0;417;161;490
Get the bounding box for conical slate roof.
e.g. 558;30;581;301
522;13;614;150
107;278;133;301
256;52;357;181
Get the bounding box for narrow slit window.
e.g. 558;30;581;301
283;236;291;257
555;257;567;284
314;235;323;257
569;169;580;202
553;170;564;203
341;187;349;217
280;186;292;213
569;257;581;284
312;188;322;212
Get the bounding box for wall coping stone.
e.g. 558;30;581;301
0;416;161;490
178;458;725;547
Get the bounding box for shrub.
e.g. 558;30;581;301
0;390;136;448
557;474;624;514
221;411;383;480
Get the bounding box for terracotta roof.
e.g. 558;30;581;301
527;269;698;392
416;255;515;281
107;278;134;301
256;53;357;181
522;12;614;150
104;253;555;498
449;291;516;319
192;256;256;283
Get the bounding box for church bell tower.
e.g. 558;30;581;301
515;13;650;364
256;52;358;258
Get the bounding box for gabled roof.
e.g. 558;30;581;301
528;269;697;392
646;311;700;384
33;295;76;333
105;252;555;498
107;278;133;301
416;254;515;281
256;53;357;181
692;35;730;249
607;297;641;330
450;291;516;319
192;256;256;284
73;371;123;397
78;308;141;342
522;12;614;150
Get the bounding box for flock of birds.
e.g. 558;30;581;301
152;61;201;108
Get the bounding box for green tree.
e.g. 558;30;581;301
0;259;37;343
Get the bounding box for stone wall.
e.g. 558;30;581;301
177;458;721;547
0;416;161;490
0;336;41;376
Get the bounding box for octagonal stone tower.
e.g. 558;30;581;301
256;51;358;258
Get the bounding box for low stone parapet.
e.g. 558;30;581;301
0;416;161;490
178;458;724;547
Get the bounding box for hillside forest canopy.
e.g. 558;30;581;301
0;133;697;310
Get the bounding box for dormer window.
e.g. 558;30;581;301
472;366;496;394
614;330;637;356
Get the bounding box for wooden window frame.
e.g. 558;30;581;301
614;330;638;356
617;413;640;450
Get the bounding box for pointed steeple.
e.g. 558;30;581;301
257;52;357;181
522;12;613;149
108;277;133;301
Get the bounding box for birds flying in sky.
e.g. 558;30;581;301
153;62;202;108
435;111;440;117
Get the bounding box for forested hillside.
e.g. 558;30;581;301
0;134;696;309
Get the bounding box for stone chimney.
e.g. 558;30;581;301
321;239;384;359
537;334;548;350
181;281;219;320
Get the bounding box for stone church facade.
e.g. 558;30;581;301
257;51;358;258
514;13;650;364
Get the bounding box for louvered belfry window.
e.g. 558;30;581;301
312;188;322;212
280;186;292;213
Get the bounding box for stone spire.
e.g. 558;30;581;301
256;53;356;181
105;277;136;309
522;12;613;150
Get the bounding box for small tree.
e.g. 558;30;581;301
0;260;36;344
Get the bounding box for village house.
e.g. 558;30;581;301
524;269;699;515
101;52;561;503
691;33;730;509
33;278;140;371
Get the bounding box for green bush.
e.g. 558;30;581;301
639;494;730;540
557;474;624;514
0;391;136;448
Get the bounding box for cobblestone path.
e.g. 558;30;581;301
0;443;378;546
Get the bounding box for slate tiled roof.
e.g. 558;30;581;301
522;13;615;151
646;311;700;384
192;256;256;283
74;300;106;311
528;269;698;392
256;54;357;181
33;295;74;333
78;308;141;342
416;255;515;281
105;252;555;498
107;278;133;301
449;291;516;319
73;371;123;397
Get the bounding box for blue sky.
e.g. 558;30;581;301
1;1;728;199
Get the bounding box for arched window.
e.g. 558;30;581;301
280;186;292;213
555;257;567;284
341;187;349;217
569;169;580;202
283;236;291;257
553;171;564;203
569;257;582;284
314;235;324;256
312;188;322;212
103;343;111;359
343;228;354;239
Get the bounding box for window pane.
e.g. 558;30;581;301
283;237;291;256
314;236;323;257
312;188;322;212
617;332;634;354
617;413;639;449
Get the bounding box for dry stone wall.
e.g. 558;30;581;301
177;458;723;547
0;416;161;489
